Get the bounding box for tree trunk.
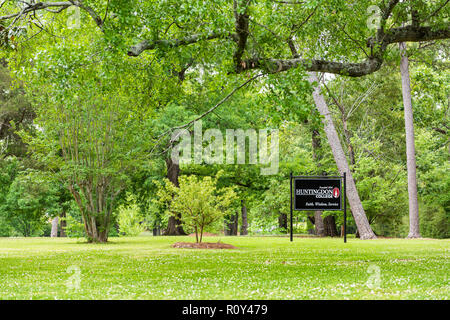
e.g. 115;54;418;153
309;73;376;239
59;211;67;237
306;215;315;234
164;157;187;235
342;115;356;167
323;215;339;237
399;42;421;239
278;213;288;232
224;213;238;235
311;126;326;237
314;211;325;236
51;217;59;237
68;183;116;243
240;200;248;235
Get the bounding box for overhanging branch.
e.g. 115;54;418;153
0;1;103;30
127;32;234;56
242;24;449;77
240;56;384;77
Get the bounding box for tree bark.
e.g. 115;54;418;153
278;213;288;232
342;114;356;166
314;211;325;236
323;215;339;237
224;213;238;235
309;73;377;239
68;184;115;243
399;42;421;238
51;217;59;237
59;211;67;237
311;127;326;237
164;157;187;235
240;200;248;236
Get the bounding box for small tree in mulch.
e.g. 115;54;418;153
158;173;237;243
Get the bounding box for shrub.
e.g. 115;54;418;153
157;173;237;243
64;214;86;238
117;195;145;237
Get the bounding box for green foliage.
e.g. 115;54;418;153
64;213;86;238
156;172;238;242
0;65;35;158
351;139;409;237
247;215;280;235
117;195;145;237
419;204;449;239
415;128;450;238
250;180;290;234
0;170;58;236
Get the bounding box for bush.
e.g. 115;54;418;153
156;173;237;243
420;203;449;239
64;214;86;238
117;195;145;237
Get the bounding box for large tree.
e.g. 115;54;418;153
309;72;376;239
399;42;421;238
17;42;154;242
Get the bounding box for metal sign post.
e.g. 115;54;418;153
290;172;293;242
290;173;347;243
343;172;347;243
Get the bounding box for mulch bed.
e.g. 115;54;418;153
172;242;237;249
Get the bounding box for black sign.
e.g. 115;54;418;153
294;179;342;211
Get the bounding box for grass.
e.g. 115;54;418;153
0;235;448;300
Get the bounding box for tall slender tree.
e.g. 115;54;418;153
399;42;421;238
309;73;377;239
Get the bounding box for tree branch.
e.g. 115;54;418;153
0;2;72;21
233;0;250;72
242;24;449;77
0;1;103;30
69;0;103;30
240;56;384;77
128;31;234;56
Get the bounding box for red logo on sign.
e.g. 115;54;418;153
333;188;340;198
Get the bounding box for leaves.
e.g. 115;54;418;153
156;173;238;242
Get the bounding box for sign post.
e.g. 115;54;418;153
290;173;347;243
343;172;347;243
290;172;293;242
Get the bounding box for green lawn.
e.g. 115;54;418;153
0;236;448;300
